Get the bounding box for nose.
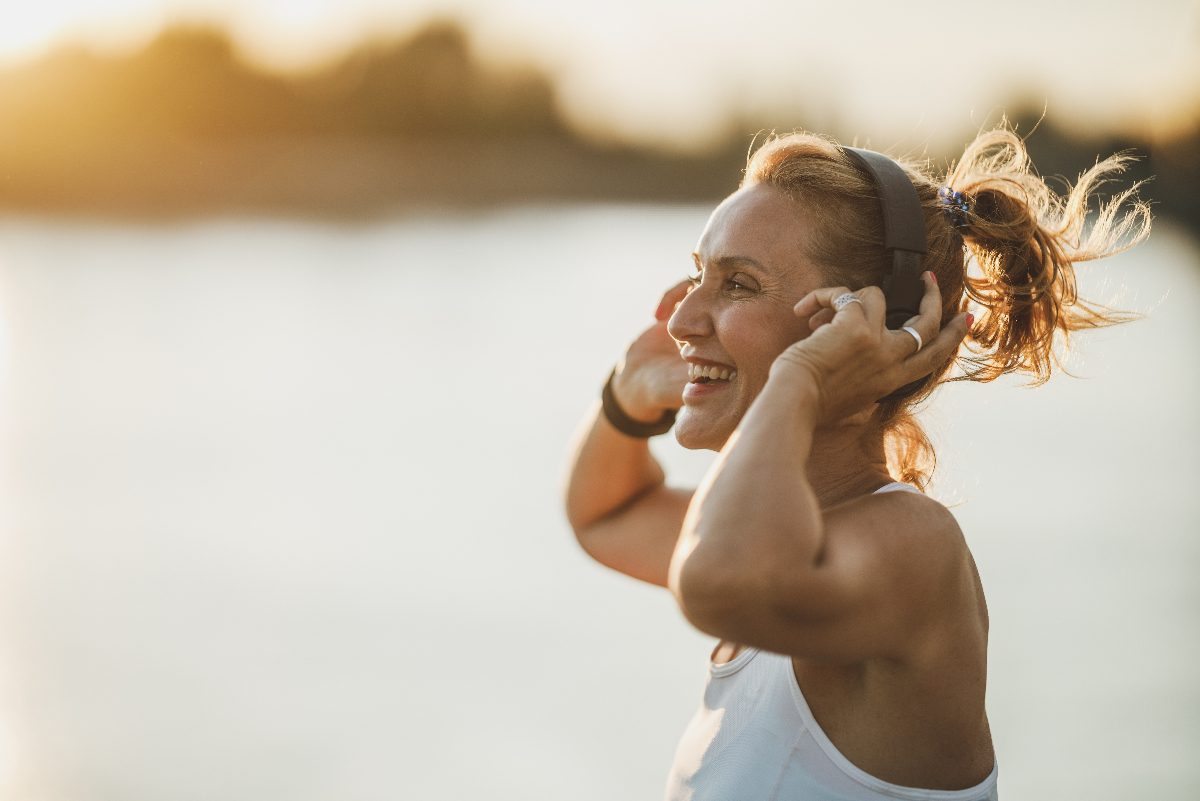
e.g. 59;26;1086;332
666;282;715;345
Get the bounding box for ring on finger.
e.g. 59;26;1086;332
901;325;923;353
833;292;862;312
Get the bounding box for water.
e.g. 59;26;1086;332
0;207;1196;800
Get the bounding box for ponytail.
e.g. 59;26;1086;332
945;126;1152;386
743;123;1152;490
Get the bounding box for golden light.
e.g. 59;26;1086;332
0;3;166;66
0;6;75;62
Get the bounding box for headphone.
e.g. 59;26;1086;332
838;146;930;402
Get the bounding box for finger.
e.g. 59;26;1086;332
794;286;856;318
795;286;886;330
838;285;886;330
655;278;693;321
906;312;971;375
808;307;835;331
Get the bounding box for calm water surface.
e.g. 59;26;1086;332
0;207;1197;800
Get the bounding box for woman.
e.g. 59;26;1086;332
563;125;1150;800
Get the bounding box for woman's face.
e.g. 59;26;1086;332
668;181;825;451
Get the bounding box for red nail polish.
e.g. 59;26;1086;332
966;313;975;327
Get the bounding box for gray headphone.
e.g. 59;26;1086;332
839;146;931;402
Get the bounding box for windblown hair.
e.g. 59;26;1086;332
741;123;1152;489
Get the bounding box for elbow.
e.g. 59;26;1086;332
566;506;613;564
562;485;597;543
565;510;587;541
566;511;597;556
562;480;613;540
570;520;601;561
669;548;754;640
671;543;823;641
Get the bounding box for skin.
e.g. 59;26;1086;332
666;181;894;504
617;182;995;788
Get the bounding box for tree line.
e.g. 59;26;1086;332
0;20;1193;233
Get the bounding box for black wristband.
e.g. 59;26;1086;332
601;367;677;438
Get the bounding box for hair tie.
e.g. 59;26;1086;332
938;186;971;229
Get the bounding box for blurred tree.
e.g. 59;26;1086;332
0;20;1193;231
299;21;563;137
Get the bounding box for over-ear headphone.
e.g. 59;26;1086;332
838;146;930;402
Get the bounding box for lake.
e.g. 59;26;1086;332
0;206;1197;800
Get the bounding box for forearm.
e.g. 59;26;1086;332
564;399;667;533
669;370;824;582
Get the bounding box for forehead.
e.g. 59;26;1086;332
694;182;813;275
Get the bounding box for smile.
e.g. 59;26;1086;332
686;374;729;402
687;364;737;382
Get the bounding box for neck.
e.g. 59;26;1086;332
805;416;893;509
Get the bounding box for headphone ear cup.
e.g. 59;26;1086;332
880;255;933;402
882;252;926;331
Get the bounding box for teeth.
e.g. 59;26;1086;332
688;363;737;381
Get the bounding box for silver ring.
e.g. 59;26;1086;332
833;293;862;312
901;325;923;353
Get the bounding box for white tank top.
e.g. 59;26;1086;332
663;481;999;801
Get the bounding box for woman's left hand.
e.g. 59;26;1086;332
770;272;972;423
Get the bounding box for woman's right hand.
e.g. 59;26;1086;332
610;278;692;423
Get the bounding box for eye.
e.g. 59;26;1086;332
686;271;757;294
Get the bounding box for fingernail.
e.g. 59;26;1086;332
966;313;974;327
928;271;937;285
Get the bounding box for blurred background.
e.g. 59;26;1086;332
0;1;1197;799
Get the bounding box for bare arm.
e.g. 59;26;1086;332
667;370;961;658
564;398;692;588
668;278;974;661
563;280;693;588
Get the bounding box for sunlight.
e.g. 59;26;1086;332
0;1;166;66
0;0;1194;142
0;5;75;61
225;0;383;72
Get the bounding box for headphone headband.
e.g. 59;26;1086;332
839;147;927;256
838;145;931;402
838;146;928;333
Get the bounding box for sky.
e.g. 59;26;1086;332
1;0;1197;150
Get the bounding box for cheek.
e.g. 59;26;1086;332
717;305;809;375
744;324;808;371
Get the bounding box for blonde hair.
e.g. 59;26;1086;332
741;123;1152;490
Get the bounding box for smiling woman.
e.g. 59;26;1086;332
563;122;1151;800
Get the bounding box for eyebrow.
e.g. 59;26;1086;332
691;254;768;272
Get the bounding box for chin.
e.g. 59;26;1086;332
673;408;734;452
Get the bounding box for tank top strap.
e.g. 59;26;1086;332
872;481;923;496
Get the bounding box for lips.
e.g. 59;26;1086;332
682;378;731;400
682;362;735;402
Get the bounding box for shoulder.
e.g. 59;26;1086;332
817;487;974;648
671;480;976;664
824;484;966;575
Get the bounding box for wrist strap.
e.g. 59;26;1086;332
601;367;677;438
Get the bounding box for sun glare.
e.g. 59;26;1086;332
0;6;73;62
0;4;167;66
